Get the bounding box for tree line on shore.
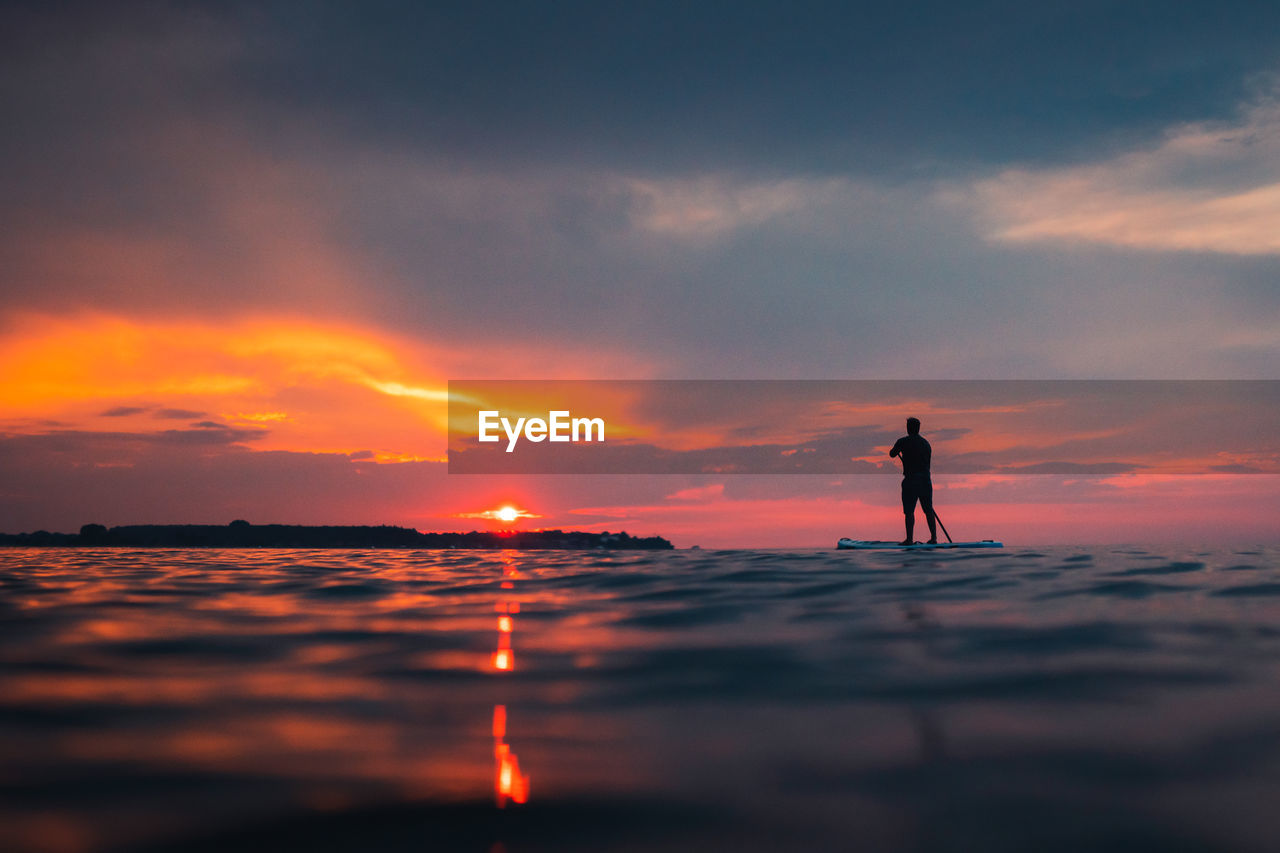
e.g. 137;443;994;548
0;521;674;550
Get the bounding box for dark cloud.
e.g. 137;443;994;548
94;407;214;421
1;0;1278;382
5;1;1280;177
159;424;264;444
225;0;1280;173
0;426;268;461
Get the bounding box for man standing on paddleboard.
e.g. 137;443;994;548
889;417;937;545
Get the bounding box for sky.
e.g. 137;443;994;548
1;1;1278;546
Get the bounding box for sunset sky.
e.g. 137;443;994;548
2;2;1278;546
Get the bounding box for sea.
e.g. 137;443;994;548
3;546;1280;853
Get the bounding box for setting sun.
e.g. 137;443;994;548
456;505;542;524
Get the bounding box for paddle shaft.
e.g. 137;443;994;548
930;507;953;543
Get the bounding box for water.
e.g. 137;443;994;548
3;546;1280;852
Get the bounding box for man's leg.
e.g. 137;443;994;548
921;482;937;543
901;484;916;545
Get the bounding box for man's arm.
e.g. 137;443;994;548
889;437;902;458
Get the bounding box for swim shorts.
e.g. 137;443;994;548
901;473;933;514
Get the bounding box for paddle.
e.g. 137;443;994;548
930;507;953;544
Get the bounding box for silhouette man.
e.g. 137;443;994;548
889;417;936;545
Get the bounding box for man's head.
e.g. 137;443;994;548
906;417;920;435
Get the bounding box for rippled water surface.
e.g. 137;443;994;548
4;546;1280;852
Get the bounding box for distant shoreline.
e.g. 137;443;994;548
0;522;674;550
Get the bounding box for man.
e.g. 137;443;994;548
889;417;936;545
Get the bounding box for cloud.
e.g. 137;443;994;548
0;312;662;468
968;95;1280;255
7;5;1272;383
0;426;267;462
0;314;453;460
624;176;847;238
665;484;726;502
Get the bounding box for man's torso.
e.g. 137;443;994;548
893;434;931;478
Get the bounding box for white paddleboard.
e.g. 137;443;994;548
837;538;1003;550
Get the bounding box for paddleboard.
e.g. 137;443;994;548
837;538;1003;550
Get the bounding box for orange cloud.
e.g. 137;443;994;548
0;313;456;460
0;313;664;467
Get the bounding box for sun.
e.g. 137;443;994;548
454;505;541;524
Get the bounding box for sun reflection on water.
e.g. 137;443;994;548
491;551;529;808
